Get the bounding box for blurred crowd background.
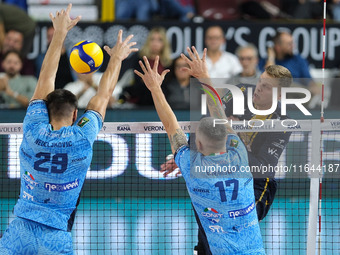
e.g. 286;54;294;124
1;0;340;111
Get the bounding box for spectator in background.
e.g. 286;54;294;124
163;56;201;109
205;26;242;81
281;0;331;20
0;50;36;108
329;70;340;108
259;31;319;95
228;44;261;85
157;0;195;22
115;0;156;21
0;30;35;75
332;0;340;21
2;0;28;12
64;72;116;109
35;26;74;89
0;3;35;56
121;27;172;106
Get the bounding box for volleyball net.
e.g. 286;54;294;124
0;120;339;255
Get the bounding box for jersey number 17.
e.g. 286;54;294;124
215;179;239;202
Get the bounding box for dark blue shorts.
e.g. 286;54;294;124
0;217;73;255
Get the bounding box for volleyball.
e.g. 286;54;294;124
69;40;103;74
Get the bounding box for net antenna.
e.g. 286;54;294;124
318;1;327;253
307;1;327;254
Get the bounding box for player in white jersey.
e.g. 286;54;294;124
0;4;138;254
135;47;265;254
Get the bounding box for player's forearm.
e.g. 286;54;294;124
33;32;68;102
206;92;226;119
150;87;178;131
97;56;122;98
201;80;235;134
150;87;187;153
36;31;67;96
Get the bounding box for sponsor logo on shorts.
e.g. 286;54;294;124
44;179;79;192
78;117;90;127
228;202;255;219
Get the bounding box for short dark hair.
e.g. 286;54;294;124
46;89;78;121
2;50;23;63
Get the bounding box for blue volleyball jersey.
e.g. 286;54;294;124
13;100;102;231
175;134;265;255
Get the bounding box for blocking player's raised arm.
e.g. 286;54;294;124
180;46;236;135
86;30;138;120
135;56;188;154
31;4;81;101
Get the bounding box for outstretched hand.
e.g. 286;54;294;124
104;30;138;61
49;4;81;34
160;157;182;178
180;46;210;79
134;56;170;91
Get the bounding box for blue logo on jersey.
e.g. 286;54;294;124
228;202;255;219
208;218;220;224
44;179;79;192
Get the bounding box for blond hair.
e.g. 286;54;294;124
265;65;293;87
139;27;172;67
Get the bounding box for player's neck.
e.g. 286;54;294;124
201;148;226;156
50;119;72;131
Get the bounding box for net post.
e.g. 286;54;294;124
306;120;322;255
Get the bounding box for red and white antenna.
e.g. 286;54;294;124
318;1;327;254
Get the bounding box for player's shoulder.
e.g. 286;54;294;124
27;99;47;108
227;134;249;161
72;110;103;142
76;110;103;127
174;145;190;159
24;100;49;126
227;134;247;151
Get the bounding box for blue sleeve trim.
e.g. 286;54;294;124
85;109;103;123
174;145;188;160
28;99;46;107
